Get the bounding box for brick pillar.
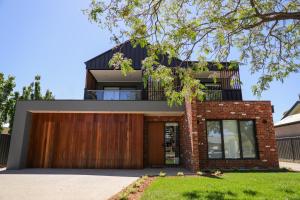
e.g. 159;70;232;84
182;99;200;172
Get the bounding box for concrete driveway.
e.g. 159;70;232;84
0;169;142;200
280;162;300;171
0;168;189;200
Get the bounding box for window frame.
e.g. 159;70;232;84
206;119;259;160
164;122;180;166
206;120;223;159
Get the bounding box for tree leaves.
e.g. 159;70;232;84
85;0;300;102
0;73;15;133
0;74;55;134
109;52;134;76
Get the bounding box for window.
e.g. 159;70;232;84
103;87;138;100
223;120;240;159
207;121;222;159
103;87;120;100
206;120;258;159
120;88;137;100
165;123;180;165
240;121;256;158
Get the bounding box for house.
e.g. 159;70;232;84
275;98;300;162
275;98;300;138
7;41;279;171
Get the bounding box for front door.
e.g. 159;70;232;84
148;122;164;166
147;122;180;167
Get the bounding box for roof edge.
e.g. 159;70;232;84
281;101;300;119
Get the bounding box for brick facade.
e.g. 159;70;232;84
142;101;279;171
195;101;279;170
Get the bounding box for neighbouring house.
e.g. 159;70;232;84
275;97;300;162
7;41;279;171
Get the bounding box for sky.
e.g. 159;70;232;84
0;0;299;122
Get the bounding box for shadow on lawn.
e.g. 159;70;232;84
281;187;295;194
222;168;294;173
243;189;257;196
182;190;238;200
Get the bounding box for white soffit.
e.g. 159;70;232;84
90;70;142;82
288;104;300;116
275;113;300;127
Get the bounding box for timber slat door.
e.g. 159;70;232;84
147;122;164;166
27;113;143;169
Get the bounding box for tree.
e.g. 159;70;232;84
18;75;55;101
0;73;15;133
0;74;55;134
85;0;300;105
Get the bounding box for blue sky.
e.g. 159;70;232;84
0;0;299;122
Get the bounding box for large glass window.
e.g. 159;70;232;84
206;120;258;159
223;120;240;159
120;88;136;100
240;121;256;158
103;87;138;100
207;121;223;159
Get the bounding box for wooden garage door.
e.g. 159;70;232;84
27;113;143;168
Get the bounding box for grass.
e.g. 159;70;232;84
141;172;300;200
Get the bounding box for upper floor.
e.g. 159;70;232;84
84;41;242;101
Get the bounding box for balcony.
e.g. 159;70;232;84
204;90;222;100
85;89;242;101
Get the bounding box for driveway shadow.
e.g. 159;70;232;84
0;167;191;177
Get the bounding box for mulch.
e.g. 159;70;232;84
109;176;155;200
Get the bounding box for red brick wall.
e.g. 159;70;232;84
141;101;278;171
196;101;279;169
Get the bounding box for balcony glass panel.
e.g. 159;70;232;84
86;90;142;100
103;87;120;100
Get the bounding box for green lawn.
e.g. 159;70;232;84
141;172;300;200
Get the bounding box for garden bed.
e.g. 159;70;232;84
109;176;155;200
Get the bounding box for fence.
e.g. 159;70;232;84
0;134;11;166
276;136;300;162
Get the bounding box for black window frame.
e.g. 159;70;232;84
164;122;180;166
206;119;259;160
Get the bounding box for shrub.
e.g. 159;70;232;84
132;182;141;188
213;170;222;176
196;171;205;176
177;172;184;176
118;192;128;200
159;171;166;177
127;187;136;194
141;175;148;180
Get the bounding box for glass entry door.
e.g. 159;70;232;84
164;123;180;165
